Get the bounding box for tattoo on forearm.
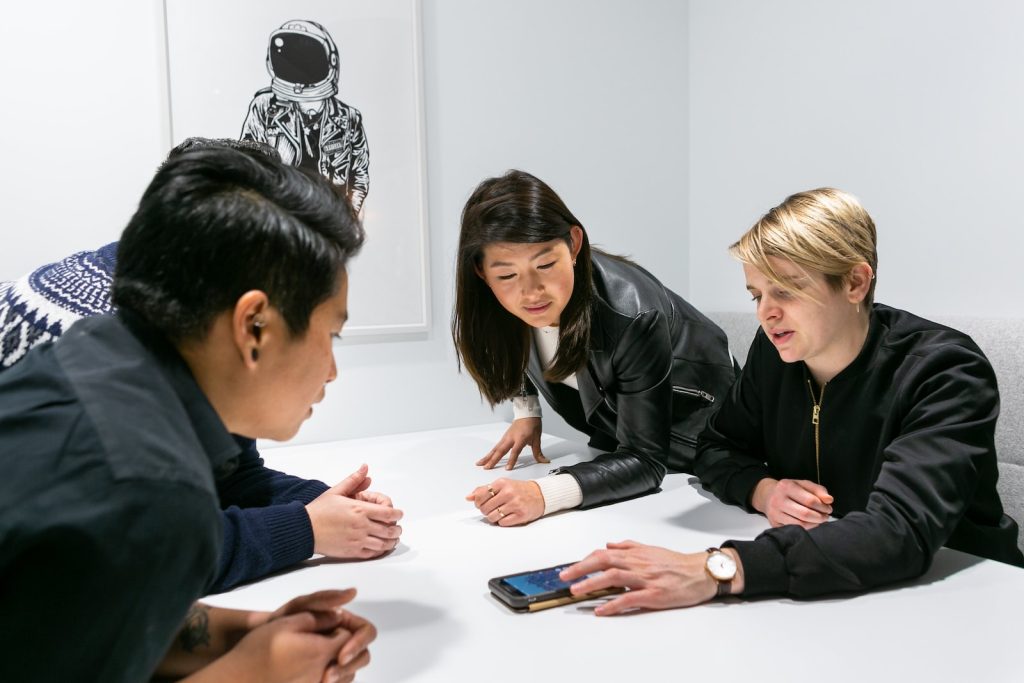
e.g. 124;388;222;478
178;604;212;652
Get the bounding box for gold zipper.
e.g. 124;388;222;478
806;379;827;484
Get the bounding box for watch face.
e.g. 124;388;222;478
706;551;737;581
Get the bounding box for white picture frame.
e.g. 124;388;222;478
162;0;430;339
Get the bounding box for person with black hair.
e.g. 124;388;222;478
0;145;378;681
456;170;736;526
0;138;402;594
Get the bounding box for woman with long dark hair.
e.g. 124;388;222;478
454;170;736;526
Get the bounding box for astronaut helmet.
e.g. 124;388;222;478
266;19;339;103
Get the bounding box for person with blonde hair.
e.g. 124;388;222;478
560;188;1022;614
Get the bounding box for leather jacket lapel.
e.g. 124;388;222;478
272;106;302;155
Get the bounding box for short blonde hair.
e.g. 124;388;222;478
730;188;878;305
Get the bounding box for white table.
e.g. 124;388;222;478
205;423;1024;683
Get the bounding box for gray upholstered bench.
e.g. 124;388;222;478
707;312;1024;554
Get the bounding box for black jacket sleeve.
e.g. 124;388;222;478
727;344;1005;598
565;309;670;507
694;331;771;510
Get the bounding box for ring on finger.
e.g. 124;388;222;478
496;507;506;518
487;487;497;498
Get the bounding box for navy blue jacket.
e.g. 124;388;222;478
0;242;329;592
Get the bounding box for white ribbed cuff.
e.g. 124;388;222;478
511;395;543;420
536;474;583;516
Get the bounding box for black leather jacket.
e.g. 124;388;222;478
525;252;737;507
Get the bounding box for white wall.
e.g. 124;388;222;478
422;0;690;297
0;1;170;275
412;0;689;443
9;1;1016;447
0;1;689;446
689;0;1024;318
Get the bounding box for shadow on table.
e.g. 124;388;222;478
504;440;590;470
662;478;768;537
300;542;414;568
351;598;457;681
828;548;985;600
755;549;987;609
355;597;446;630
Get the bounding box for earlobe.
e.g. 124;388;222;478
233;290;271;368
847;263;873;303
249;318;265;362
569;225;584;261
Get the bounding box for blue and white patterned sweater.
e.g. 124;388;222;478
0;242;118;368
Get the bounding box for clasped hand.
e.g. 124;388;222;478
306;464;404;559
751;477;833;529
465;478;545;526
235;589;374;683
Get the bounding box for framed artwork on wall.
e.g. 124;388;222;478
163;0;429;338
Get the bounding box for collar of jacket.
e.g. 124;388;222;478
526;302;610;421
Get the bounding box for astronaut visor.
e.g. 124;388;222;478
270;32;331;85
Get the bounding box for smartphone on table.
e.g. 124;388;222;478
489;562;625;612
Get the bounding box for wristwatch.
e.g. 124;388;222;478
705;547;737;597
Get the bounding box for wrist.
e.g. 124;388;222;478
703;548;737;598
534;474;582;515
750;477;778;514
245;609;273;631
722;547;744;595
307;514;319;556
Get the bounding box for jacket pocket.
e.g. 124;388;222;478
672;386;716;403
670;386;717;427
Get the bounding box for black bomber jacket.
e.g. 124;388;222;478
695;304;1024;598
525;251;737;508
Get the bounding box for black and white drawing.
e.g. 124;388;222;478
240;19;370;212
166;0;427;337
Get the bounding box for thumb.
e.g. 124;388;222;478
275;589;358;619
272;611;320;634
532;434;549;463
796;479;832;504
329;464;370;497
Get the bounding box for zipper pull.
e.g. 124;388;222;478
811;404;820;425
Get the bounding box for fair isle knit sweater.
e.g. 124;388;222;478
0;243;327;592
0;242;119;368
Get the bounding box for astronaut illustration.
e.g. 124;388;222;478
241;19;370;212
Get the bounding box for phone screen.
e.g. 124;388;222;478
499;565;580;597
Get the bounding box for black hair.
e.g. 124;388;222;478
112;145;364;343
452;169;593;406
165;136;280;164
